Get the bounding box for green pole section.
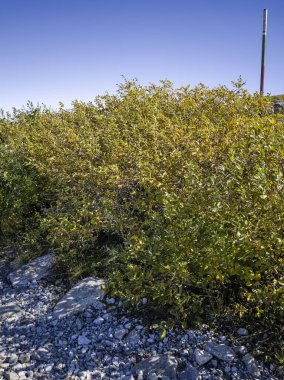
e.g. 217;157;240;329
260;9;268;95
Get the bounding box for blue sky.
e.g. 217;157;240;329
1;0;283;111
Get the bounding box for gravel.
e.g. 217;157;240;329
0;264;280;380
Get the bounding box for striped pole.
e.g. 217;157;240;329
260;9;268;95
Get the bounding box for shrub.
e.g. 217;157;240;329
0;80;283;364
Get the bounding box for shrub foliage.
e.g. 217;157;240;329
0;80;283;364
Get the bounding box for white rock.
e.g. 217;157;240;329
53;277;105;319
94;317;104;326
9;354;18;365
147;373;158;380
137;370;144;380
234;345;247;356
8;254;53;288
45;364;54;373
194;348;213;365
4;371;19;380
0;303;23;321
204;342;236;362
18;354;30;363
132;355;177;378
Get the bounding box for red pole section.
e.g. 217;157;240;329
260;9;268;95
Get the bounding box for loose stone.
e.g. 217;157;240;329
204;342;236;362
18;353;30;363
106;297;115;304
234;345;248;356
4;371;19;380
94;317;104;326
8;254;53;289
114;328;127;340
53;277;105;319
78;335;91;345
8;354;18;365
132;355;177;378
0;257;279;380
237;328;249;336
178;365;199;380
0;303;23;321
194;348;213;366
242;353;261;378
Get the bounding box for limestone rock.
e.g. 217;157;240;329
132;355;177;379
8;254;53;288
178;365;198;380
18;354;30;364
53;277;105;319
0;302;23;321
204;342;236;362
194;348;213;365
234;345;248;356
94;317;104;326
4;372;19;380
125;329;140;346
8;354;18;365
242;353;261;378
147;373;158;380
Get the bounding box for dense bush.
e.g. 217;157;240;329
0;80;283;364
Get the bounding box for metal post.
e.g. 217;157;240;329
260;9;268;95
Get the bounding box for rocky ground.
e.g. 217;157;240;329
0;254;280;380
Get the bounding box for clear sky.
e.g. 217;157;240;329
1;0;283;111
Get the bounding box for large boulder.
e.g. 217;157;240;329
8;254;53;288
53;277;105;319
